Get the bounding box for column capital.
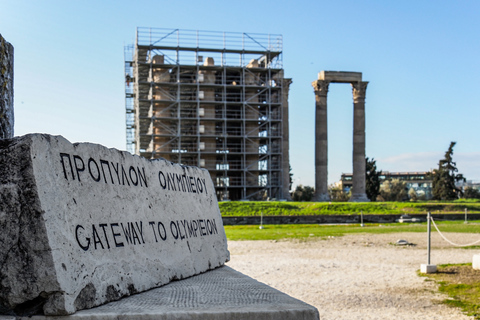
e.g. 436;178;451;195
352;81;368;103
281;78;293;98
312;80;330;97
282;78;293;88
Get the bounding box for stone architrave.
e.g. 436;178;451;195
0;134;229;316
350;81;370;202
0;34;14;139
312;80;330;201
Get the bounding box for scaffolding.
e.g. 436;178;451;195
125;28;288;201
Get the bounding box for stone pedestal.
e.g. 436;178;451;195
3;266;319;320
472;254;480;270
0;34;14;139
420;264;437;274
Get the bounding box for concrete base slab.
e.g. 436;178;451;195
420;264;437;274
472;254;480;270
9;266;319;320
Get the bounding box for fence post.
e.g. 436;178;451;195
465;208;468;224
427;212;431;265
421;212;437;273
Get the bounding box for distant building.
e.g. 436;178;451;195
338;171;433;199
125;28;291;201
457;180;480;192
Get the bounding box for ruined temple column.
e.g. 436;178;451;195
281;78;293;200
0;34;14;139
350;81;369;202
312;80;330;201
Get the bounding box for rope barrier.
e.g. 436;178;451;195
430;216;480;247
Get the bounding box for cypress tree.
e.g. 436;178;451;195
431;142;465;200
365;157;382;201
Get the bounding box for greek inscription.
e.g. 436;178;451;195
59;153;149;188
157;171;208;195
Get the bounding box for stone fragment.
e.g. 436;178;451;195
0;134;229;316
0;34;14;139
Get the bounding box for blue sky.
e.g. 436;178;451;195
1;0;479;188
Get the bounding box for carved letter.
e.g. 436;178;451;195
75;225;90;251
73;155;85;182
60;153;75;180
110;223;124;247
100;160;115;184
88;158;101;182
129;166;138;186
158;171;166;189
137;167;148;187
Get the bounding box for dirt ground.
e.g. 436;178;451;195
226;232;480;319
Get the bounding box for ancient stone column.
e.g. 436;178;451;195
312;80;330;201
0;34;14;139
350;81;370;202
281;78;293;200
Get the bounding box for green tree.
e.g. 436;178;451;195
328;185;351;202
463;187;480;199
430;142;465;200
292;185;314;201
379;179;407;201
365;157;382;201
289;165;293;191
408;188;418;201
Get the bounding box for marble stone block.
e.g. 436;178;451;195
0;134;229;316
0;34;14;139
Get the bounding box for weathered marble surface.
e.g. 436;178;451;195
0;34;14;139
2;266;320;320
0;134;229;316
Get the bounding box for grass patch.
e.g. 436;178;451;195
224;220;480;241
219;201;480;216
421;264;480;319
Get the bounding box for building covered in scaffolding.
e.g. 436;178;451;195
125;28;291;201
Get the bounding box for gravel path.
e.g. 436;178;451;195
226;232;479;319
